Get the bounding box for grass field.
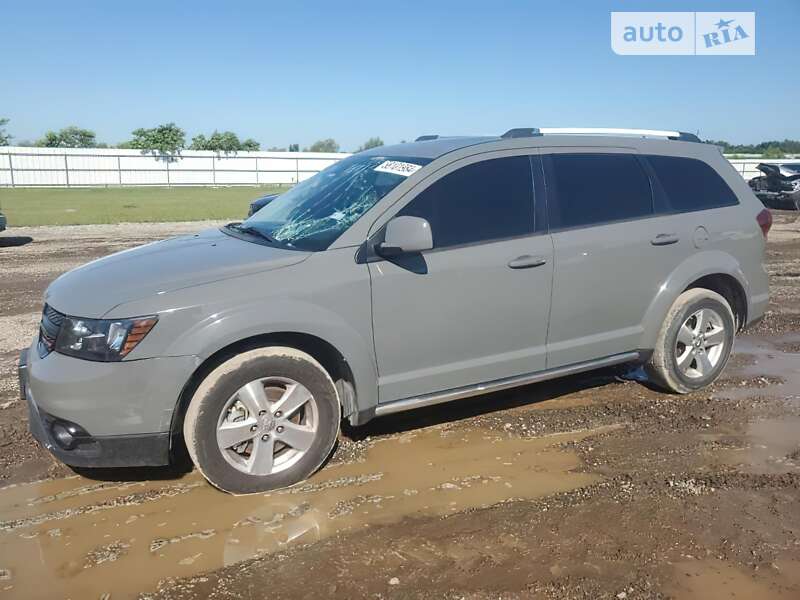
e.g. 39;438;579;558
0;186;288;226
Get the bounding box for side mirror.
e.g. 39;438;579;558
377;216;433;257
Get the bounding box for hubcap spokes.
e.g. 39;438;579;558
216;377;318;476
674;308;726;379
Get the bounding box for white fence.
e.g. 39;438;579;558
0;147;350;187
0;146;795;188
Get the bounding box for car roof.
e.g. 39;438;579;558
362;136;498;159
362;132;711;161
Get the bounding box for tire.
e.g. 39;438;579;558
646;288;735;394
183;347;341;494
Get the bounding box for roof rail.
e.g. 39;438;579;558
501;128;541;139
415;135;439;142
500;127;701;142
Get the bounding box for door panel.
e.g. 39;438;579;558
370;235;553;402
547;214;691;367
368;152;552;403
543;150;693;367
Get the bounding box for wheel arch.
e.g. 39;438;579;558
639;251;751;351
683;273;747;331
169;331;362;462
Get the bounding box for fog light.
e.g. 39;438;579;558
51;423;77;450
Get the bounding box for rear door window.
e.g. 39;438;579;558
543;153;653;230
646;155;739;212
398;155;534;249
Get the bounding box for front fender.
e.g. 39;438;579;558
639;250;750;350
165;298;378;417
107;248;378;418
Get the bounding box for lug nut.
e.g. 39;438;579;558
261;434;270;441
250;425;258;432
258;410;266;416
276;425;284;433
275;411;282;418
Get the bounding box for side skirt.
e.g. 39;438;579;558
374;351;641;417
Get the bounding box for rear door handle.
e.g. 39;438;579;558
508;255;548;269
651;233;680;246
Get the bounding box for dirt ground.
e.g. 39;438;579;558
0;215;799;600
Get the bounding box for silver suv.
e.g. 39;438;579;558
19;128;771;494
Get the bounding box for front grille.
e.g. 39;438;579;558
38;304;64;358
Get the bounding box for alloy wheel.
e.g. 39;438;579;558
674;308;727;379
216;377;319;476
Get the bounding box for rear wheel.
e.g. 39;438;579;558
646;289;735;394
184;347;340;494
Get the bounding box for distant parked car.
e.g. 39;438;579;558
247;193;280;218
748;162;800;210
0;210;6;232
774;163;800;177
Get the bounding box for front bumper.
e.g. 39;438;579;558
19;348;194;468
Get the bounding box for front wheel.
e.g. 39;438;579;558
646;289;735;394
183;347;341;494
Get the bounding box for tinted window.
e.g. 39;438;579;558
398;156;533;248
544;153;653;229
647;155;738;212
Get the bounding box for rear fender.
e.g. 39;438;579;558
639;251;749;350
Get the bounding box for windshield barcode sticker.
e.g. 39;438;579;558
374;160;422;177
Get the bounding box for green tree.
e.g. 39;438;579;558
0;118;12;146
357;136;384;152
705;138;800;156
188;134;209;150
288;143;300;152
0;118;11;146
189;130;260;152
36;126;97;148
762;145;786;159
306;138;340;153
240;138;260;151
128;122;186;155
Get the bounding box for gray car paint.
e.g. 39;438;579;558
26;134;769;449
45;228;309;318
369;148;554;402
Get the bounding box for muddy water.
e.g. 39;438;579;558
709;335;800;473
0;424;617;599
669;559;800;600
717;414;800;474
717;334;800;401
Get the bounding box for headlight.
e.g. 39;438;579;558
56;316;158;362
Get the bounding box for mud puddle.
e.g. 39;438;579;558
0;424;618;599
668;559;800;600
715;415;800;474
716;334;800;401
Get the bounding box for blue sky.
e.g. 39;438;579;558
2;0;797;150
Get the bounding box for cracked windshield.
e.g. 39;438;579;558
243;155;431;250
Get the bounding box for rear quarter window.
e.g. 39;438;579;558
646;155;739;213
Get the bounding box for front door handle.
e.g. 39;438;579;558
508;255;547;269
651;233;680;246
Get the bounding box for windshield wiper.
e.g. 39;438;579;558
224;222;278;244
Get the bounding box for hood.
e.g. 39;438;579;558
45;227;310;317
